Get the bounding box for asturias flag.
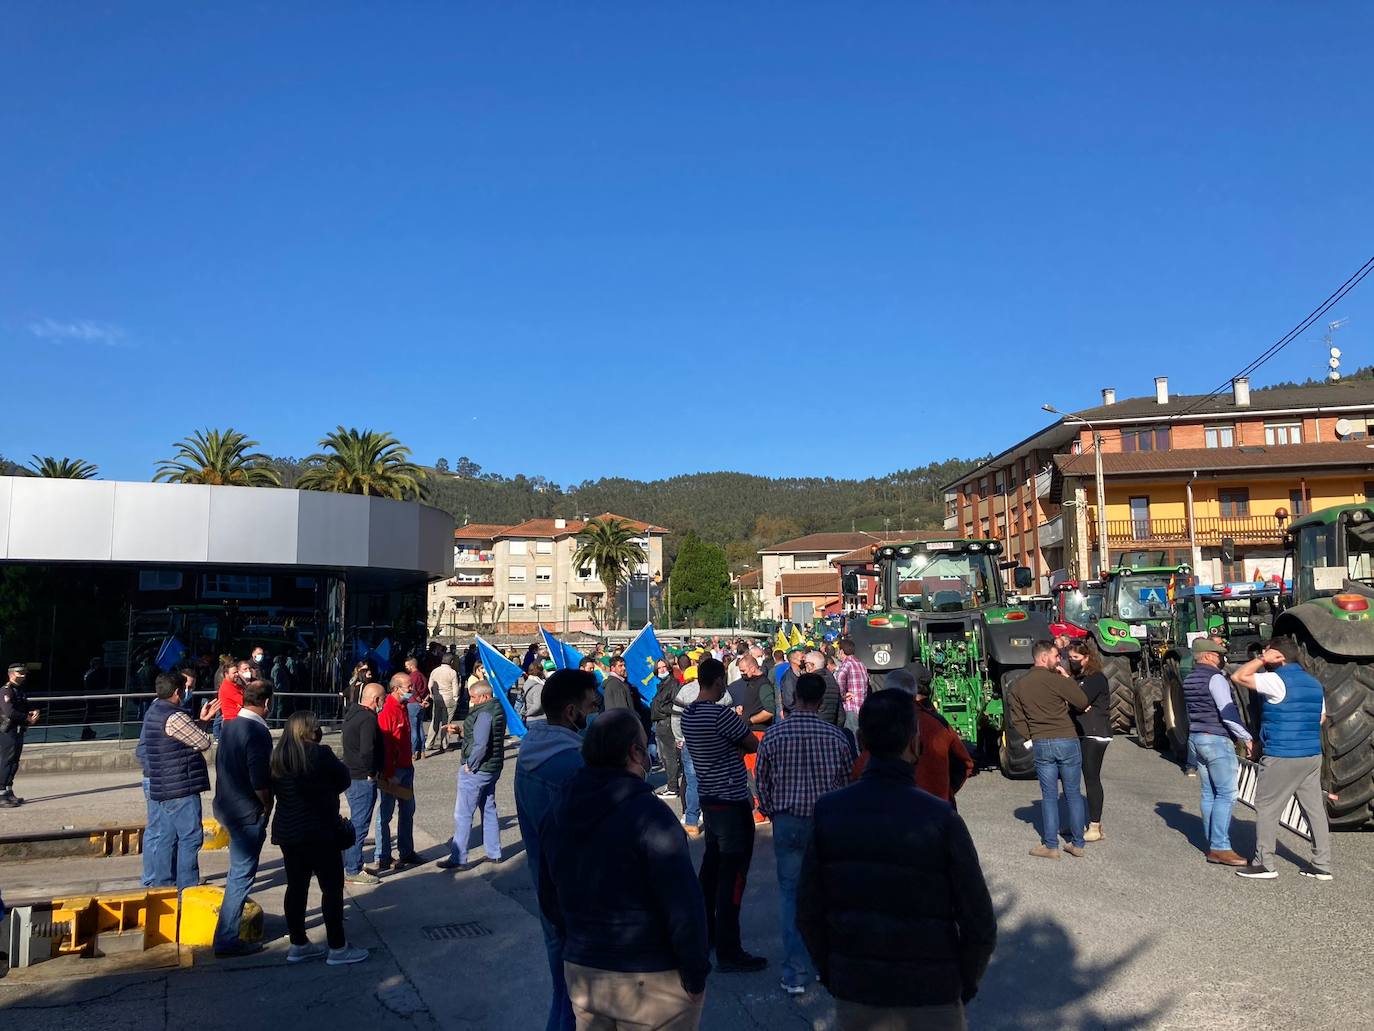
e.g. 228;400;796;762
623;623;666;707
474;635;529;738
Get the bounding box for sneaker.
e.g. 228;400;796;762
780;980;806;996
214;941;266;959
326;944;370;966
655;788;678;798
287;943;328;964
1063;844;1086;858
1028;845;1061;860
1083;823;1104;842
1299;869;1334;881
1235;866;1278;880
716;952;768;973
345;870;381;885
1185;768;1198;778
0;796;18;809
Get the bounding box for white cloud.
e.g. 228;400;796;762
28;318;127;346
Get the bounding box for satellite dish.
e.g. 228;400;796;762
1336;418;1354;436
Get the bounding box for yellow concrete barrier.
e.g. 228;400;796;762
177;885;263;946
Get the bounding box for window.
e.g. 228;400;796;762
1121;428;1171;452
508;540;528;556
1218;488;1250;518
1129;496;1151;540
1289;489;1307;518
507;593;527;610
534;594;553;610
1265;422;1302;445
536;540;554;555
138;570;183;591
201;574;271;598
508;566;526;582
577;565;594;580
1205;425;1234;448
535;566;553;582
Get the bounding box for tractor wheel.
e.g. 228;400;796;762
1297;639;1374;829
1161;660;1190;762
1102;653;1137;734
997;670;1035;779
1132;674;1164;749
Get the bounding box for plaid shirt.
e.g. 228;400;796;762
836;655;869;715
755;711;854;818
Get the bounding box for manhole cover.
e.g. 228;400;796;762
422;921;492;941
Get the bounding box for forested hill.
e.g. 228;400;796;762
421;457;987;563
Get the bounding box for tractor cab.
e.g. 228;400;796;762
1170;580;1284;668
1051;579;1105;639
1283;504;1374;609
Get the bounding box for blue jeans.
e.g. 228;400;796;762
448;768;502;864
681;743;700;828
1033;738;1085;849
772;812;814;988
343;779;378;875
375;767;416;864
1191;732;1239;852
214;813;267;950
539;911;576;1031
140;777;169;888
148;794;204;890
407;702;426;754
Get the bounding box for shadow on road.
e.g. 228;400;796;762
971;885;1168;1030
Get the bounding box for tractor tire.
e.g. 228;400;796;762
997;670;1035;779
1297;640;1374;829
1132;674;1165;750
1161;660;1190;762
1102;653;1137;734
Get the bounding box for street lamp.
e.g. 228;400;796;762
1043;404;1109;577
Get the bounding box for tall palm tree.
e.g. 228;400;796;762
296;426;425;500
29;455;99;479
572;517;647;629
154;429;281;486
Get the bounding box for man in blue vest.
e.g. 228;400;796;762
142;672;220;889
1181;638;1250;866
1232;636;1332;880
438;677;507;871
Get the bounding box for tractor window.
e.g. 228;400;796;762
1112;575;1171;620
892;551;998;612
1296;524;1339;600
1062;589;1103;627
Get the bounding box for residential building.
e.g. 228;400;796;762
945;376;1374;587
759;531;916;621
429;514;667;637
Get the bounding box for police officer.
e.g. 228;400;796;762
0;662;40;808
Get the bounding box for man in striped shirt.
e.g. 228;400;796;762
835;639;869;733
755;671;855;995
681;657;766;974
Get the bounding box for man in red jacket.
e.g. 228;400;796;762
375;672;421;870
850;670;974;808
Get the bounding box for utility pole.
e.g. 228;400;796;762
1043;405;1109;577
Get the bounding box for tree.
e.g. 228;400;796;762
454;456;482;478
435;457;450;474
670;532;733;627
297;427;425;500
29;455;98;479
572;517;647;630
154;429;281;486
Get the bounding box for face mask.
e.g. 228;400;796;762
252;653;264;664
1068;659;1083;675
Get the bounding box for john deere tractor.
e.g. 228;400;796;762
1272;504;1374;829
845;537;1048;778
1094;563;1188;745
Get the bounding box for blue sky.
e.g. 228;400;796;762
4;4;1373;484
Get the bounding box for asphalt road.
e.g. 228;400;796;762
2;732;1371;1029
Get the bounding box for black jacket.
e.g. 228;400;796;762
341;702;384;780
1072;671;1112;738
817;670;845;727
538;766;710;994
270;742;351;848
798;756;996;1007
601;675;634;713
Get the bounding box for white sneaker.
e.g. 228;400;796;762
1299;869;1333;881
287;943;328;964
327;944;370;966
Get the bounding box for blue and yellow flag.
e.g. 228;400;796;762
474;635;529;737
623;624;666;707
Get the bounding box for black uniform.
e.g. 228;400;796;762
0;675;31;798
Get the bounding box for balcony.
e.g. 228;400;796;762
444;574;495;593
1088;514;1285;549
454;548;496;565
1038;514;1064;548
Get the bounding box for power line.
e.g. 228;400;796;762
1166;254;1374;424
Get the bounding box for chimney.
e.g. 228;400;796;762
1155;376;1169;405
1232;376;1250;407
1101;387;1116;406
554;518;567;529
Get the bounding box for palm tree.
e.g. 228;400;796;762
572;517;647;629
296;427;425;500
154;429;281;486
29;455;99;479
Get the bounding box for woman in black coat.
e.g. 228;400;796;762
270;711;369;966
1067;637;1113;843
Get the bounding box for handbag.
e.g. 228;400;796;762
334;813;357;850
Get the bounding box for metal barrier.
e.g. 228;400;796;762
1235;757;1313;841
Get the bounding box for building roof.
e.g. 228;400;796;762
777;572;840;596
496;513;667;540
833;544;879;566
760;531;915;555
1069;380;1374;424
735;568;762;589
1054;440;1374;479
453;523;509;540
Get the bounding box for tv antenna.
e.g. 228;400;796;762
1326;318;1349;382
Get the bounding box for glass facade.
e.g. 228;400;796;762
0;561;428;742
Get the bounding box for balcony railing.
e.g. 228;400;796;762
1088;514;1285;548
445;575;495;588
454;549;496;565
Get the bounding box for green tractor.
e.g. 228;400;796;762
844;537;1047;778
1272;504;1374;829
1093;563;1189;746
